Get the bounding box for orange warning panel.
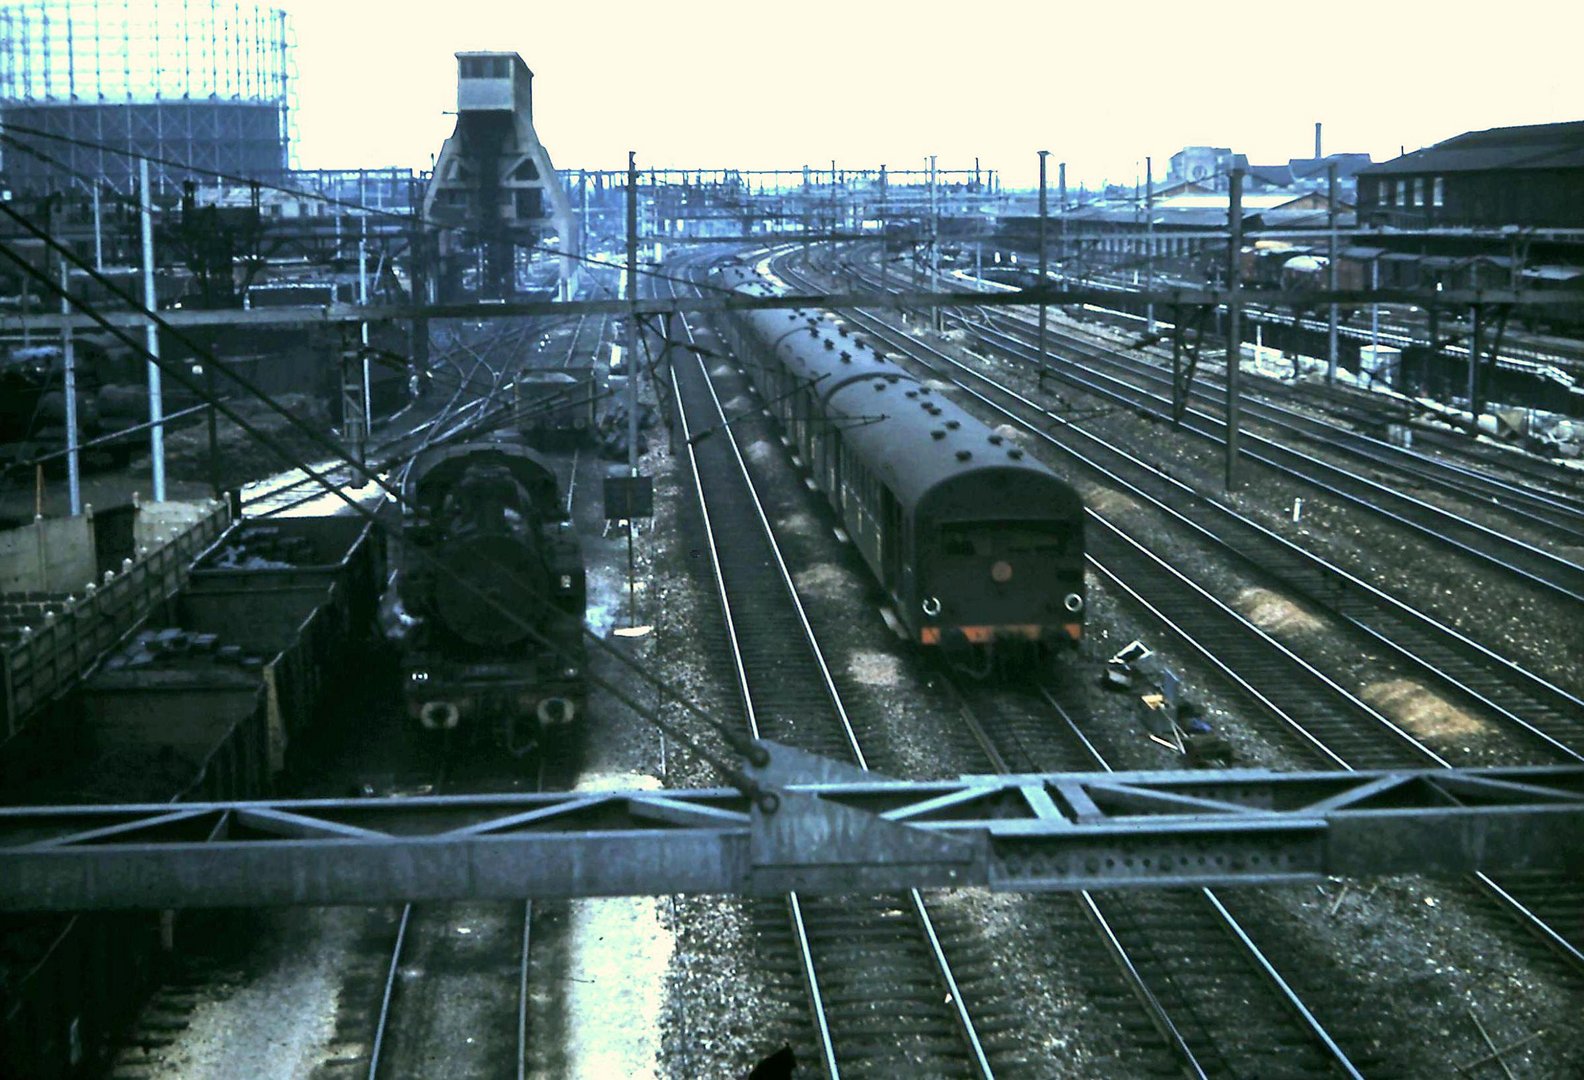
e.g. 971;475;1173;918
920;625;1044;645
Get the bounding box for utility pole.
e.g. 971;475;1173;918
90;184;104;272
1058;161;1067;267
879;164;888;295
409;184;431;394
57;236;81;515
1326;161;1339;384
1145;155;1155;333
1467;304;1483;417
829;158;837;251
1038;150;1050;391
929;154;941;332
626;151;640;476
1225;168;1244;492
1369;257;1380;355
138;157;166;502
358;216;371;439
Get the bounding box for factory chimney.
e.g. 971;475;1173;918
1315;122;1323;160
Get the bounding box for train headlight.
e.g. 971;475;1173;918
561;666;579;679
1063;593;1085;613
921;596;942;618
409;670;430;682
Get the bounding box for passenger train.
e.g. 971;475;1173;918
712;260;1086;675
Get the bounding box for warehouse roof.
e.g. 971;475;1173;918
1362;121;1584;175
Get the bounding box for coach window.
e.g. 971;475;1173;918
1433;177;1445;207
1378;179;1390;205
1413;178;1424;207
1397;180;1408;207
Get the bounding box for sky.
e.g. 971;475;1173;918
281;0;1583;190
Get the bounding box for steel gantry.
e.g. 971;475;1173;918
0;283;1575;333
3;748;1581;912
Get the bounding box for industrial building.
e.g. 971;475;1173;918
0;0;291;195
1357;120;1584;229
422;51;577;299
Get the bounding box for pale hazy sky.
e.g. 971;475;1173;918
282;0;1582;189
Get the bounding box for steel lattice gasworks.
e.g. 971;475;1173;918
0;0;292;193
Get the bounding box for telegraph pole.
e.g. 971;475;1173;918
138;157;166;502
90;184;104;272
1145;155;1155;333
1467;304;1483;417
626;151;640;476
1326;161;1339;384
929;154;941;332
879;163;888;295
56;231;81;515
1225;168;1244;492
1057;161;1067;266
1038;150;1050;391
359;216;372;438
1369;257;1380;356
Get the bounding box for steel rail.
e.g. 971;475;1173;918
1051;281;1584;494
971;315;1584;602
850;258;1584;588
794;249;1365;1076
794;253;1584;978
667;274;844;1077
813;270;1584;763
366;904;412;1080
980;306;1584;538
945;668;1361;1076
665;266;993;1078
241;326;508;515
516;900;533;1080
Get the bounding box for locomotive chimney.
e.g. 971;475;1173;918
1315;121;1323;160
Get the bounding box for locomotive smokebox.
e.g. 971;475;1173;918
433;533;546;647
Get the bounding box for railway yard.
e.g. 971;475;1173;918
2;11;1584;1080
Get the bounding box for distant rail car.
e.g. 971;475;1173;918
392;437;585;750
512;365;598;447
712;261;1085;675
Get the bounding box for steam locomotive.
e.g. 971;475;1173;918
393;437;586;751
712;261;1086;675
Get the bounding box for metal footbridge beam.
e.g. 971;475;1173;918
3;752;1580;912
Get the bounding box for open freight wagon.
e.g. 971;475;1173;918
0;513;384;1080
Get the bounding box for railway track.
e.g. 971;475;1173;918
783;251;1584;988
786;259;1584;764
662;265;997;1077
976;303;1584;540
1026;282;1584;498
1283;378;1584;501
559;309;608;370
239;319;528;517
850;259;1584;603
1027;264;1584;386
354;899;535;1080
350;747;559;1079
